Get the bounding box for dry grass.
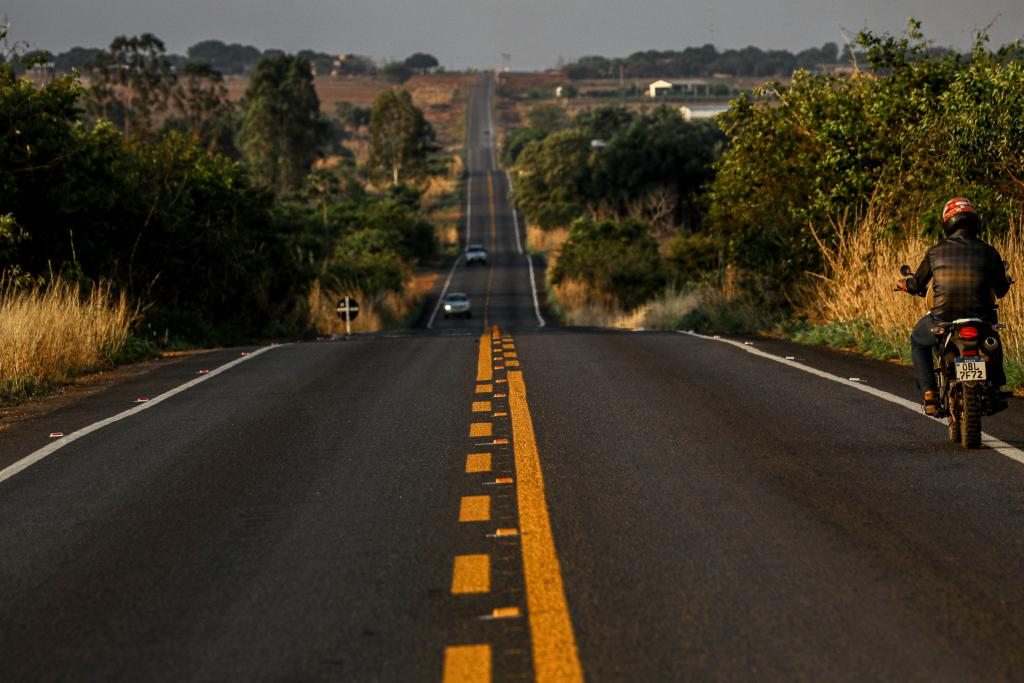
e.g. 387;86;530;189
527;225;569;254
806;209;1024;371
306;278;425;335
551;279;697;329
0;277;135;400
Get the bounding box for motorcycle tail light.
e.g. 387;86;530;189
962;349;978;356
959;326;979;339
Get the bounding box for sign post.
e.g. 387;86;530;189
336;296;360;338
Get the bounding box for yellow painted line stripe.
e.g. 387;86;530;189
469;422;493;437
493;411;507;417
476;383;493;394
466;453;492;473
493;393;507;398
490;606;521;619
508;369;584;683
494;476;513;484
495;379;507;384
472;401;492;412
493;438;509;445
476;334;492;382
452;554;490;594
459;495;491;522
506;360;520;367
495;528;518;536
443;644;491;683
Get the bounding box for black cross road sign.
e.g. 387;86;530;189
336;297;360;321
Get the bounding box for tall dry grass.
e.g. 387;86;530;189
0;277;135;400
551;278;698;329
806;209;1024;372
306;278;426;335
527;225;569;254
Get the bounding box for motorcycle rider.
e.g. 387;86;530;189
896;197;1011;416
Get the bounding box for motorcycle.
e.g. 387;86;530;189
898;264;1012;448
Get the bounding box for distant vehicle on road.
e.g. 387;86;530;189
442;292;472;319
465;244;488;266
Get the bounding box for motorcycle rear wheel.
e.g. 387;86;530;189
961;384;982;449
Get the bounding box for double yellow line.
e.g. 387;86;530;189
443;327;583;682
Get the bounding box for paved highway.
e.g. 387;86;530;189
4;75;1024;681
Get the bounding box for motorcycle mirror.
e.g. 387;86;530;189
899;265;912;277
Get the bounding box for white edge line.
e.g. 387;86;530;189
0;345;285;487
427;253;464;329
680;331;1024;465
506;173;524;255
527;253;546;328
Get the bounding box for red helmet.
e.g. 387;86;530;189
941;197;979;235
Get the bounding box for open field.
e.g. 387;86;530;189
223;73;471;150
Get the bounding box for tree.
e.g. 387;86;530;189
381;61;412;83
238;54;327;193
187;40;262;74
169;61;231;147
87;34;177;137
367;89;435;186
553;217;664;309
404;52;439;73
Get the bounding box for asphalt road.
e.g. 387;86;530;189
4;75;1024;681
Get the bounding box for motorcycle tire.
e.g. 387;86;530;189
948;417;960;443
961;384;982;449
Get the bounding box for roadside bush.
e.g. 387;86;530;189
553;217;664;310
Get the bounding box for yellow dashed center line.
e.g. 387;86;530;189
476;334;492;382
452;554;490;594
443;644;491;683
476;383;493;394
459;495;491;522
472;401;492;412
466;453;492;473
469;422;492;438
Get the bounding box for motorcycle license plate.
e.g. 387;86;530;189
955;358;987;381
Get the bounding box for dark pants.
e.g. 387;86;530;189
910;314;1006;391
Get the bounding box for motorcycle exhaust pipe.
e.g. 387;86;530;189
984;337;1000;353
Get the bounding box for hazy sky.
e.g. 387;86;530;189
6;0;1023;70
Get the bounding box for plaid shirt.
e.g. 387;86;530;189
906;231;1011;320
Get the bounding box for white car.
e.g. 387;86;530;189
465;244;488;266
443;292;472;319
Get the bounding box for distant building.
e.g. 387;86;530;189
648;79;710;98
679;105;729;121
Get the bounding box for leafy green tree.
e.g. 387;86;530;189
367;89;435;186
573;106;635;140
238;54;326;193
512;129;592;229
